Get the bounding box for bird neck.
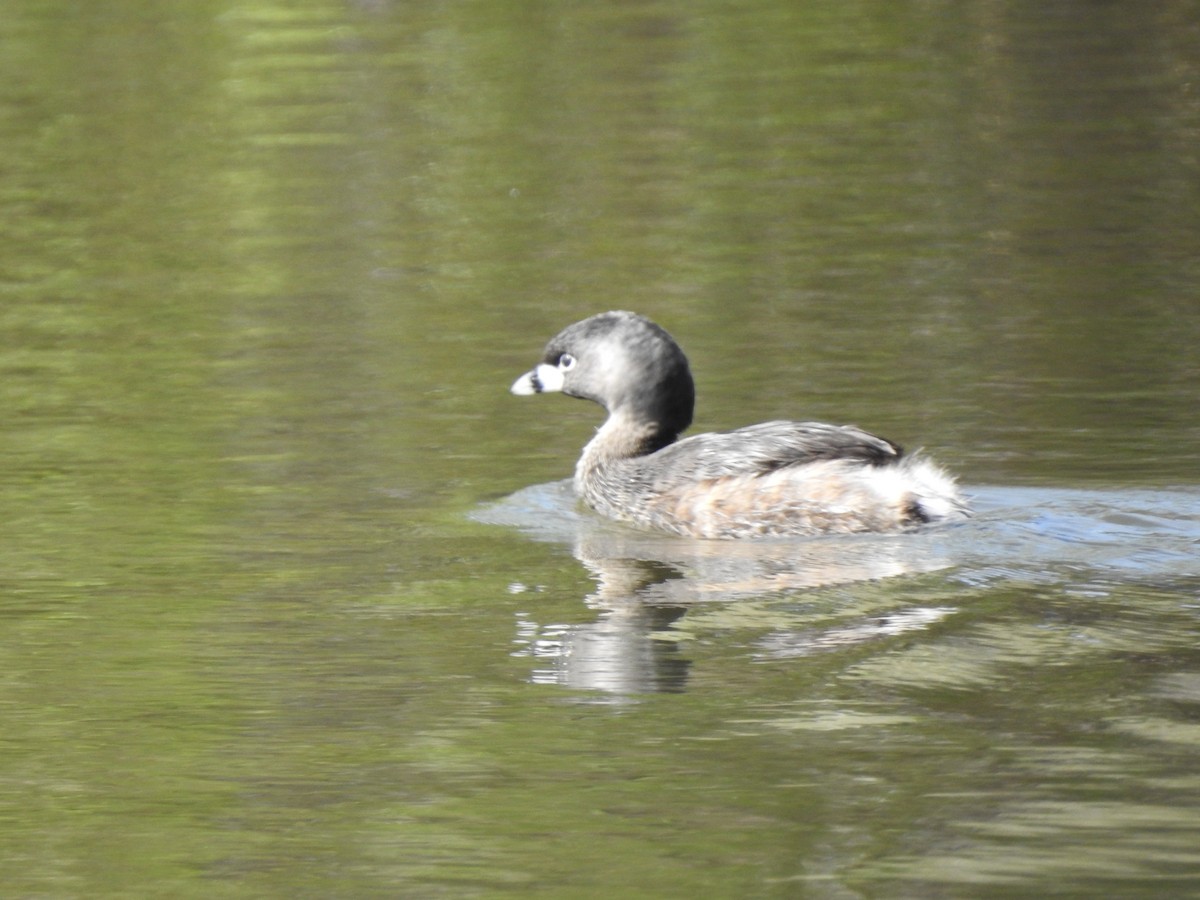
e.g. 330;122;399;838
581;410;677;466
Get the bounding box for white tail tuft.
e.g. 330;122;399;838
903;455;970;524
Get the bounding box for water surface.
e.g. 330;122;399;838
2;0;1199;897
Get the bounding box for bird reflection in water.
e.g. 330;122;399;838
483;480;962;696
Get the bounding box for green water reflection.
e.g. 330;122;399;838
2;0;1199;896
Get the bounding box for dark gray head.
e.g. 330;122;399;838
511;311;695;446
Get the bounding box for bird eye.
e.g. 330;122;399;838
558;353;576;371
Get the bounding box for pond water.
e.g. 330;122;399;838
2;0;1199;897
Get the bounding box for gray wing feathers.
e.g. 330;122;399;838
644;420;901;487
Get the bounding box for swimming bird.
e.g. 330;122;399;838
510;311;969;539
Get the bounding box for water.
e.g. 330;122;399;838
2;0;1199;896
479;481;1200;687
